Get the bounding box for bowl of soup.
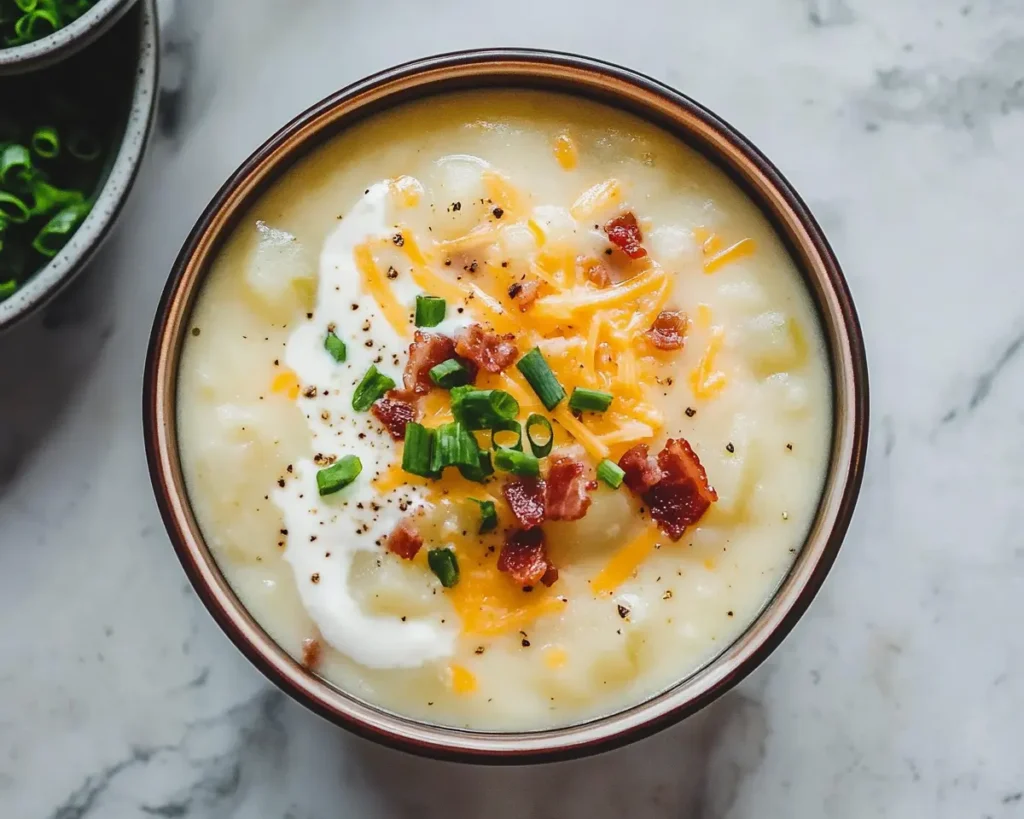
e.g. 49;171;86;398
145;50;868;762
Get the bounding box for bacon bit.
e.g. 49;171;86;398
403;331;457;395
301;638;322;669
371;391;418;440
578;255;612;288
604;212;647;259
498;528;556;588
618;444;663;494
545;457;597;522
387;520;424;560
508;279;541;311
502;477;546;529
643;438;718;541
647;310;688;351
455;324;518;373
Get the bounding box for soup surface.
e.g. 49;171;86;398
177;90;832;730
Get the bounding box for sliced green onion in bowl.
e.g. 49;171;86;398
31;202;90;257
430;421;482;474
352;364;395;411
516;347;566;410
470;498;498;534
0;279;16;302
0;144;31;187
450;387;519;430
525;413;553;457
568;387;614;413
427;548;460;588
324;330;347;362
402;422;436;478
415;294;446;328
490;419;523;452
315;455;363;496
0;191;30;223
596;458;626;489
30;126;59;159
458;450;493;483
429;358;471;389
494;447;540;477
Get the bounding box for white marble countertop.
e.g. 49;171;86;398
3;0;1023;815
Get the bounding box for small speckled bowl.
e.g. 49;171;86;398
0;0;137;75
145;50;869;763
0;0;157;332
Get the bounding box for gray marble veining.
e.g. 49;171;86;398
2;0;1024;816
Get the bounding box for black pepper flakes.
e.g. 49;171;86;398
521;638;531;647
492;206;504;219
191;327;201;337
726;442;735;453
685;407;696;417
786;443;794;451
392;233;404;246
508;282;522;298
474;646;485;655
617;604;630;619
727;610;734;617
444;258;452;266
311;573;320;584
450;201;461;212
386;266;399;280
277;479;286;488
662;590;673;600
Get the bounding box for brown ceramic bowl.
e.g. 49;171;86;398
144;49;868;763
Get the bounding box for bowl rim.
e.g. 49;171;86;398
0;0;137;75
0;0;158;332
144;48;869;764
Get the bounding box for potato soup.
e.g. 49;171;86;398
177;90;832;730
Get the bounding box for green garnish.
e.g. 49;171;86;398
324;329;347;363
458;450;493;483
490;419;522;452
0;144;31;186
428;358;471;389
352;365;396;411
0;279;16;302
430;422;482;474
31;126;59;159
31;202;89;257
568;387;614;414
450;386;519;430
596;458;626;489
415;295;446;327
402;422;436;478
427;548;460;588
315;455;363;496
2;0;98;46
493;447;540;477
525;413;553;458
470;499;498;534
516;347;566;410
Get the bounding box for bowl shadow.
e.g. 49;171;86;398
340;687;769;818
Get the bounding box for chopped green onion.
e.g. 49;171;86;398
315;455;363;496
525;413;553;457
516;347;566;410
67;128;102;162
0;144;31;187
458;450;493;483
415;295;446;327
352;365;396;411
32;202;89;257
429;358;471;389
427;548;460;588
470;499;498;534
596;458;626;489
494;447;540;477
450;387;519;430
0;279;16;302
568;387;614;413
0;191;30;223
490;419;522;452
31;126;59;159
430;422;481;474
402;422;436;478
28;181;84;218
324;330;347;362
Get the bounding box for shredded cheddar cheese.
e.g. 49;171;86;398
270;370;300;401
553;406;610;461
531;267;666;321
449;564;567;636
483;170;527;219
696;303;713;329
570;178;621;219
448;663;478;694
354;243;411;338
690;327;727;400
590;527;662;595
705;238;756;273
553;134;578;170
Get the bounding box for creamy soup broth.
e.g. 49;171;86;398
177;90;831;730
